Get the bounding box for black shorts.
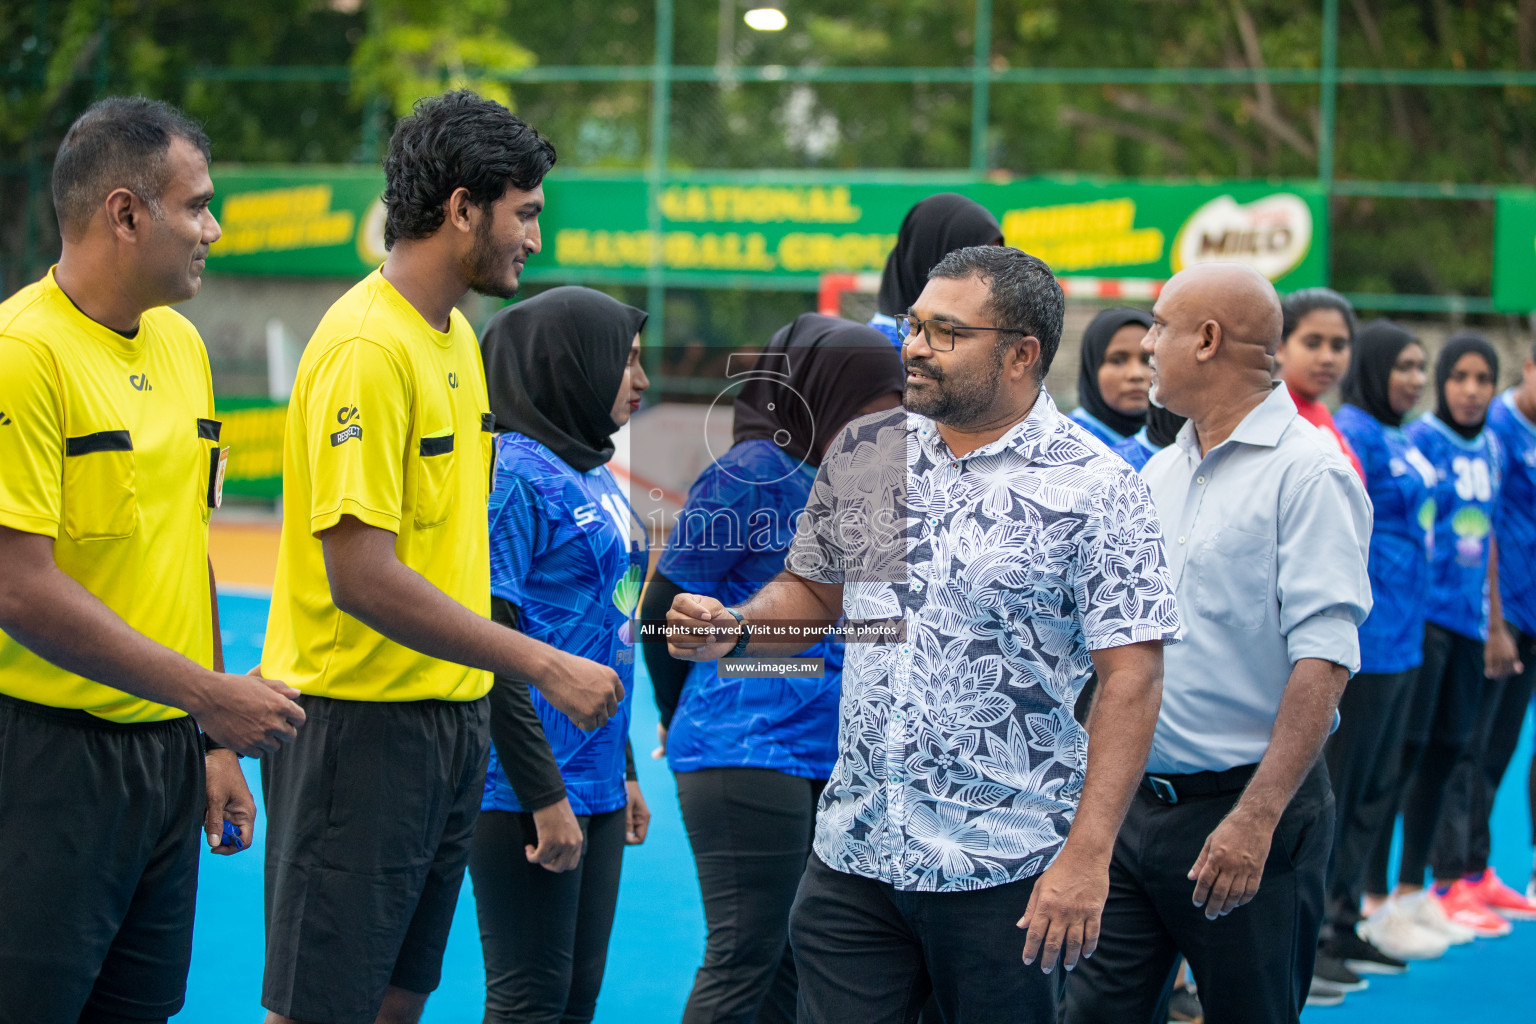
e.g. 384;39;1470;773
0;692;203;1024
260;694;489;1024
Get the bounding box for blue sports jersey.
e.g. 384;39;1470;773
1069;406;1128;447
658;440;843;779
867;313;903;349
1111;427;1159;471
1336;405;1437;673
1405;414;1504;642
482;433;646;816
1488;389;1536;637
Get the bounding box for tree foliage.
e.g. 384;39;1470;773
350;0;534;116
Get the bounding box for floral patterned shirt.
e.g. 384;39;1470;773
786;393;1181;892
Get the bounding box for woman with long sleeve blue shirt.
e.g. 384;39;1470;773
641;314;903;1024
1324;321;1440;966
1370;333;1508;942
470;286;653;1024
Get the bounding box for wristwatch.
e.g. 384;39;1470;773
723;607;751;658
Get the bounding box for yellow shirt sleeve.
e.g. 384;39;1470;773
301;337;413;536
0;338;63;538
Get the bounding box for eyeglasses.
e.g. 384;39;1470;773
899;315;1031;352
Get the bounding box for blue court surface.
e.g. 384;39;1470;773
176;592;1536;1023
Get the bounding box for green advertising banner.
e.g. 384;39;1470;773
205;169;1328;290
554;179;1325;288
214;396;286;499
1494;190;1536;313
206;168;387;277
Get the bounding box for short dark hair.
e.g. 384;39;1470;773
928;246;1065;380
1281;287;1356;342
51;97;211;237
382;90;557;249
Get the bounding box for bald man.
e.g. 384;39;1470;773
1063;264;1373;1024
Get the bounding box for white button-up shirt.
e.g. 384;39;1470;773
788;394;1181;892
1142;384;1373;775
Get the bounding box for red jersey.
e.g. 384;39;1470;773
1288;384;1366;481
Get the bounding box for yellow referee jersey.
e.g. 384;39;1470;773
0;268;219;723
261;269;494;702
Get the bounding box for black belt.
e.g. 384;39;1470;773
1141;763;1258;805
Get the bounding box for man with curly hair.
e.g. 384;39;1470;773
259;90;624;1024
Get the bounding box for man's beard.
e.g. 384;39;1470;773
462;219;518;299
902;349;1004;426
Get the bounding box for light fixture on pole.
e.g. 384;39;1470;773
744;1;787;32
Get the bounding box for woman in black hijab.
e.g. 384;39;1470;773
1071;307;1154;447
1432;332;1501;440
730;315;909;465
868;193;1003;346
1378;332;1509;942
641;314;904;1023
1340;319;1426;428
1325;321;1442;968
473;285;654;1024
482;285;648;468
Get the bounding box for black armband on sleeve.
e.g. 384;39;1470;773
488;596;567;811
640;570;691;728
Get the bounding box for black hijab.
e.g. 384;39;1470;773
480;285;647;472
1434;331;1500;440
1077;307;1153;440
1341;319;1416;427
732;313;905;468
1145;402;1187;449
876;193;1002;316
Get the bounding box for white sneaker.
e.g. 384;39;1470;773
1358;902;1449;961
1398;889;1476;945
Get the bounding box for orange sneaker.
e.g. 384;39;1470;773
1438;881;1513;937
1464;870;1536;921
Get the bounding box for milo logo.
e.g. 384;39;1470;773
1171;193;1313;281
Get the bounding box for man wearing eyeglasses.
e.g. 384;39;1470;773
667;245;1181;1023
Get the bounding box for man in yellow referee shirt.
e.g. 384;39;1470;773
0;99;307;1022
259;91;624;1024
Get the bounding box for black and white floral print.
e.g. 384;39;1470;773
788;394;1181;892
